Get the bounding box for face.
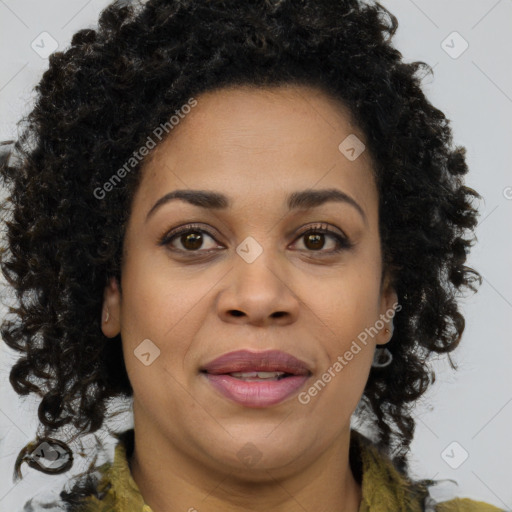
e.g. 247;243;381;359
102;84;397;477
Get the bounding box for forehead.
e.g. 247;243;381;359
135;84;377;216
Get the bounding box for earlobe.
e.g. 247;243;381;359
101;276;121;338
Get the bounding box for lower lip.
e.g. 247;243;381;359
202;373;310;408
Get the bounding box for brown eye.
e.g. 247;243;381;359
303;232;326;250
159;224;220;253
294;224;353;254
179;231;205;251
158;222;353;258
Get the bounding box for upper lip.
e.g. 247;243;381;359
200;349;312;376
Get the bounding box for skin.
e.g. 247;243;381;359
101;84;397;512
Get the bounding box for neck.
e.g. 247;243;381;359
129;421;362;512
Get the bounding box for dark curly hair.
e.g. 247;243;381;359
0;0;481;505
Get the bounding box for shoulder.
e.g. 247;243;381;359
56;431;136;511
350;429;504;512
65;430;150;512
435;497;505;512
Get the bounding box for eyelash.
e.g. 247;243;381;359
158;222;354;258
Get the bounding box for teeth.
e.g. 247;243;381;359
229;371;286;379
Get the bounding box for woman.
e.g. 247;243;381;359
0;0;502;510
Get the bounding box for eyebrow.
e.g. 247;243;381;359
145;188;367;225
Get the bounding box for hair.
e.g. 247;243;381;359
0;0;481;507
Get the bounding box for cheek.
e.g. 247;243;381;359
298;334;374;426
316;268;383;337
303;286;377;412
118;254;216;387
118;261;195;413
308;248;383;377
119;252;199;340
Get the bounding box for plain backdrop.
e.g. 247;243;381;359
0;0;511;510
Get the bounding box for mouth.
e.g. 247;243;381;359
200;370;296;381
209;370;292;381
200;349;312;378
200;349;312;407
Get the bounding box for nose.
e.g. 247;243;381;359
215;247;300;327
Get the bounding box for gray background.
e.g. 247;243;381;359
0;0;511;510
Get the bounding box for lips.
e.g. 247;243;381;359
200;349;312;376
200;349;312;408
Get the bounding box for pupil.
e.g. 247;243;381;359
183;232;202;250
306;233;323;250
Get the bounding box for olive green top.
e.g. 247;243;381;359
75;429;503;512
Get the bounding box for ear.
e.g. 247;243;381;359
376;271;399;346
101;276;121;338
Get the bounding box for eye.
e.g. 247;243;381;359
158;222;353;256
159;223;220;253
292;223;353;254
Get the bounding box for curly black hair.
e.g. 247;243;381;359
0;0;481;503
